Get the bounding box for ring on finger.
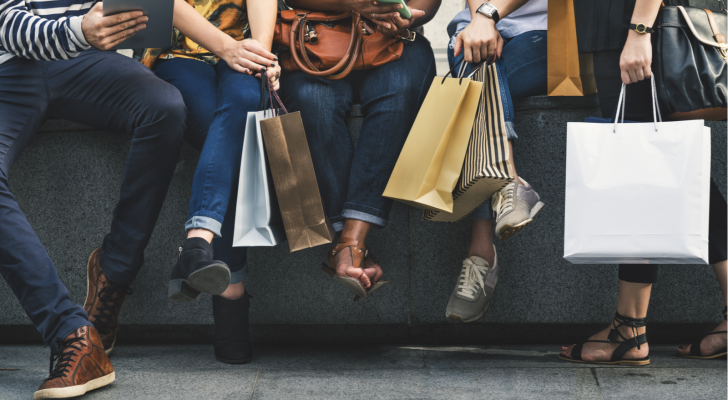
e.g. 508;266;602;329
275;71;280;81
371;12;376;18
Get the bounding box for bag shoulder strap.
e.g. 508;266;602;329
676;6;727;49
704;9;726;44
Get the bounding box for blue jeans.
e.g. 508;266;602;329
448;29;547;219
0;50;186;350
279;34;436;231
155;58;257;284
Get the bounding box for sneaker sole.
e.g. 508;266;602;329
187;263;231;296
497;201;545;241
168;279;202;303
446;276;499;323
33;371;115;399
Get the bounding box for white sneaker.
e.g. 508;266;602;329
445;247;498;323
492;177;545;241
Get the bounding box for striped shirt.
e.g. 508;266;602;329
0;0;94;65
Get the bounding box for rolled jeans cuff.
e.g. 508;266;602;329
469;199;493;220
229;263;247;285
332;205;387;232
505;121;518;140
185;215;223;237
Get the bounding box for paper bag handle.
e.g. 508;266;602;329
441;58;488;85
613;75;663;132
257;74;289;115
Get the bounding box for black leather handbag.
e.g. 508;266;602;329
654;5;727;120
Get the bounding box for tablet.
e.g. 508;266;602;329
103;0;174;50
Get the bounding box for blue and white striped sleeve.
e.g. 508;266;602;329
0;0;92;61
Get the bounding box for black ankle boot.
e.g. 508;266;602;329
168;238;231;303
213;293;253;364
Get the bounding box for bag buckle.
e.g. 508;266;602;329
719;43;727;59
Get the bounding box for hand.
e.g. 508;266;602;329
371;8;425;37
344;0;406;19
221;38;278;75
454;14;503;64
256;63;282;91
620;30;652;84
81;3;148;51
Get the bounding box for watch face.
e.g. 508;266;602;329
478;3;496;16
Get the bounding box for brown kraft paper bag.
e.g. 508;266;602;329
547;0;597;96
424;63;514;222
259;111;335;252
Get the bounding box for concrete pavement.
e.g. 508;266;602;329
1;344;725;399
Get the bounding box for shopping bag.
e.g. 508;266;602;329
259;91;334;252
383;60;484;213
424;62;514;222
232;110;286;247
564;78;711;264
547;0;597;96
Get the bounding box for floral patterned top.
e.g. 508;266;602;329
140;0;250;68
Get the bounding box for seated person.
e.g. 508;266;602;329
444;0;547;323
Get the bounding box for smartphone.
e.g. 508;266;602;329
376;0;412;19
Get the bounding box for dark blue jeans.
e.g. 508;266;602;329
279;34;436;231
155;58;257;284
0;50;186;350
448;29;548;219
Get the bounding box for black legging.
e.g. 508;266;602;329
593;50;728;284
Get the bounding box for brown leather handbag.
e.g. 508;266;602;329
273;9;404;80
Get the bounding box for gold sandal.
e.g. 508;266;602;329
321;237;389;301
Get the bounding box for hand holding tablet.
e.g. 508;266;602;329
101;0;175;50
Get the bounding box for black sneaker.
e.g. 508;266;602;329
168;238;231;303
213;293;253;364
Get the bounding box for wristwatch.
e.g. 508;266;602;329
629;23;654;34
476;3;500;24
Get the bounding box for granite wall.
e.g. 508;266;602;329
1;95;726;344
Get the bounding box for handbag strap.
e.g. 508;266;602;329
613;75;663;133
704;9;727;45
288;12;363;79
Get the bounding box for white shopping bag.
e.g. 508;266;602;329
233;110;285;247
564;78;711;264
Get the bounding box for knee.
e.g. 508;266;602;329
137;81;187;142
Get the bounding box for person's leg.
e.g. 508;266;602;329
278;70;354;233
45;49;186;352
677;178;728;356
0;58;91;350
341;34;436;285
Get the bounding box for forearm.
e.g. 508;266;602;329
406;0;441;28
172;0;236;57
247;0;277;50
466;0;529;20
631;0;662;26
0;0;90;60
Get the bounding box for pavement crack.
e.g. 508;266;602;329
249;369;261;400
590;367;605;400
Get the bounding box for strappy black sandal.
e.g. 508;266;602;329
677;306;727;360
558;312;650;366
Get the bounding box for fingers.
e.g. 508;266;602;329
241;39;277;62
102;10;145;28
369;17;392;30
408;8;425;19
621;69;632;85
464;39;475;64
100;23;146;50
453;34;463;57
643;65;652;79
367;3;404;14
106;15;147;36
496;35;504;59
484;39;495;63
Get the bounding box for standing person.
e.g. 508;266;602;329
559;0;727;365
278;0;440;299
443;0;547;323
143;0;280;364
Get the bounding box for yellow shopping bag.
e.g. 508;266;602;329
383;62;483;213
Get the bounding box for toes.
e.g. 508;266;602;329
362;266;383;283
347;267;371;288
677;345;690;355
560;344;574;358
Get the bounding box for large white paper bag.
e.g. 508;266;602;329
563;81;710;264
233;111;285;247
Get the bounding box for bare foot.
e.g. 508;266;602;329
676;319;727;356
334;247;372;288
361;254;383;284
561;322;649;362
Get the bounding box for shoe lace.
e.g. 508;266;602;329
92;283;131;335
492;183;517;221
46;337;84;381
456;260;489;300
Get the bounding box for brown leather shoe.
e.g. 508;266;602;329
34;326;115;399
84;248;131;355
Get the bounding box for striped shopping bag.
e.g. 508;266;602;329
423;63;514;222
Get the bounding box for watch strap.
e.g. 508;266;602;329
477;3;500;24
629;23;654;34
